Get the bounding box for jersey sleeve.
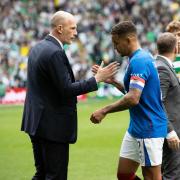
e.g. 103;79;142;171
129;58;150;91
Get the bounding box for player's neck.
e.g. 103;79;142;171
129;42;141;56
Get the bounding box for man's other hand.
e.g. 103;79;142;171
167;134;180;150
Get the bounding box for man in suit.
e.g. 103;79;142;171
21;11;118;180
156;32;180;180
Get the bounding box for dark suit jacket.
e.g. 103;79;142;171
21;35;98;143
156;55;180;135
156;55;180;179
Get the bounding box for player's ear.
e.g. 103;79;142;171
126;35;134;44
126;36;131;43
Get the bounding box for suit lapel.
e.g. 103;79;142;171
157;56;180;84
62;51;75;82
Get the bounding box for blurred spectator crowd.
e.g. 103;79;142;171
0;0;179;92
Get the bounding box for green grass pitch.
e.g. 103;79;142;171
0;99;142;179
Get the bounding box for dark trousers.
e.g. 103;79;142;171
162;140;180;180
30;135;69;180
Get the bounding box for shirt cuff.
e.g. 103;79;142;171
166;130;178;139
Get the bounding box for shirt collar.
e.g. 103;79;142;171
157;55;173;67
49;34;63;49
129;48;141;60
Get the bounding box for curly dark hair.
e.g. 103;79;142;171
111;21;137;37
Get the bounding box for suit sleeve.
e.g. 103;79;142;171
157;65;174;133
47;51;98;97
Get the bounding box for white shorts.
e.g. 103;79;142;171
120;131;164;167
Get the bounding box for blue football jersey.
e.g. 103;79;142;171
124;49;167;138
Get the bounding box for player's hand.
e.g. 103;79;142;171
92;60;104;76
105;77;117;84
92;62;119;84
167;136;180;150
92;64;99;75
90;109;106;124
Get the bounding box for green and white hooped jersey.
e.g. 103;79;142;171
173;54;180;80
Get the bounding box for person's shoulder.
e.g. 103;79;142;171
156;59;169;71
138;49;153;60
131;50;152;64
45;38;61;50
38;39;64;54
155;57;165;67
139;50;155;66
30;39;64;63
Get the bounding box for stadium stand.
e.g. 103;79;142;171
0;0;179;101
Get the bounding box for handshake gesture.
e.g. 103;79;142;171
94;61;119;83
91;61;120;124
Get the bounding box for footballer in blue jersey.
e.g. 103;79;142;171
124;48;167;138
91;21;167;180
